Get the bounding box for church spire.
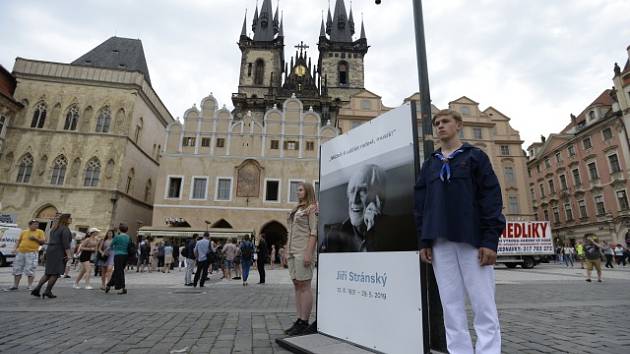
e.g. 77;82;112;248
348;3;355;36
253;0;279;42
241;11;248;38
326;6;333;35
251;4;259;32
320;16;326;38
330;0;352;42
278;15;284;37
360;18;366;40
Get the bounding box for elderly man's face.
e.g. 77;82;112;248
347;169;373;228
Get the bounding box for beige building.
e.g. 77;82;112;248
0;65;22;158
151;94;339;246
0;37;174;235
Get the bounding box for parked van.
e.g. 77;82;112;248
0;223;22;267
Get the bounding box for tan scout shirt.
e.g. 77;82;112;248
287;204;317;255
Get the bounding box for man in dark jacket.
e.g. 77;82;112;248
415;109;505;354
257;236;268;284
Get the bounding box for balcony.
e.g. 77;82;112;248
610;171;626;187
589;178;603;192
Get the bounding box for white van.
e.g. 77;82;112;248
0;223;22;267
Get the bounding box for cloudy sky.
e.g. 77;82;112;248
1;0;629;147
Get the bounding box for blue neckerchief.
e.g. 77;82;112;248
434;148;465;182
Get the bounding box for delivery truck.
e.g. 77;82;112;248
496;221;554;269
0;223;22;267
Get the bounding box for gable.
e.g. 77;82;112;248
350;89;382;99
449;96;479;105
536;134;570;158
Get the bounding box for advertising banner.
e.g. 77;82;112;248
317;104;422;354
498;221;554;255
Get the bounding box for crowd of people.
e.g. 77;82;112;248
554;235;629;282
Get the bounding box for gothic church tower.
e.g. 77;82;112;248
233;0;285;117
318;0;369;103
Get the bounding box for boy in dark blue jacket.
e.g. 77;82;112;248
415;109;506;354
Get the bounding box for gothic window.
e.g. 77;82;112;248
254;59;265;85
31;101;47;128
16;153;33;183
64;104;80;131
50;155;68;185
96;106;112;133
248;63;253;77
0;115;6;137
83;158;101;187
338;61;349;86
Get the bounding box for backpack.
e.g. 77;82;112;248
241;241;254;260
127;237;137;256
584;244;600;260
181;244;189;258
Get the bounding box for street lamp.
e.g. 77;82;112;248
375;1;445;352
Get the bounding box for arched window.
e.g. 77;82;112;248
144;179;152;202
134;118;143;144
254;59;265;85
63;104;80;131
16;153;33;183
31;101;47;128
50;155;68;185
126;168;135;194
83;158;101;187
338;61;349;86
95;106;112;133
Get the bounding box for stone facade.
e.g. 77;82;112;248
0;49;174;235
153;94;338;246
526;45;630;245
0;65;22;158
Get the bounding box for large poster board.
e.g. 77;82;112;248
498;221;554;255
317;104;423;354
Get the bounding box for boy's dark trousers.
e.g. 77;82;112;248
193;260;209;286
257;257;266;283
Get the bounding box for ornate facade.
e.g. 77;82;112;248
0;37;174;235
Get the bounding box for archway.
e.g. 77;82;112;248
34;204;59;233
260;220;288;263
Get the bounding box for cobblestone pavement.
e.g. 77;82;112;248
0;264;628;353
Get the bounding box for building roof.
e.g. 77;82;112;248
71;36;151;85
560;89;614;133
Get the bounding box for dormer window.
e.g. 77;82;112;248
588;111;596;121
112;49;119;54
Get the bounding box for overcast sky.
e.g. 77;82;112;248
1;0;629;147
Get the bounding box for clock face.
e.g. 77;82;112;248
294;65;307;77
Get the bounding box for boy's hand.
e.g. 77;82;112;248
420;248;432;264
479;247;497;266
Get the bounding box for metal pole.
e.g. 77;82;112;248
411;1;447;352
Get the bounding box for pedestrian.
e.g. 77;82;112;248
239;235;255;286
138;238;150;272
222;238;238;280
614;244;626;266
61;232;77;279
193;232;211;288
182;235;197;286
73;228;100;290
172;242;179;271
283;182;318;336
270;244;276;269
563;242;575;267
257;236;268;284
279;246;286;268
157;241;165;269
150;241;158;272
178;244;186;270
98;229;115;290
233;239;242;280
163;242;173;273
575;241;585;269
6;220;46;291
105;223;131;295
31;214;73;299
602;241;615;268
583;234;604;282
415;109;506;354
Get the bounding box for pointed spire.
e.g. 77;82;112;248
330;0;352;42
360;18;366;40
326;6;333;35
241;11;248;37
253;0;277;41
278;14;284;37
252;4;259;33
320;16;326;37
348;3;355;36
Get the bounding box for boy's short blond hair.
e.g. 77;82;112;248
432;109;463;125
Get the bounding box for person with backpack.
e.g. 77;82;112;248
583;234;604;282
239;235;255;286
182;235;197;286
